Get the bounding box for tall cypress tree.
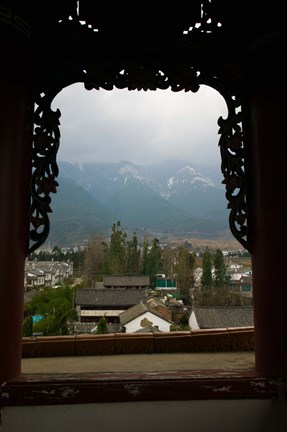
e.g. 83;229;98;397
109;221;126;274
126;232;140;274
176;245;195;304
84;233;108;285
201;249;213;290
146;238;162;287
213;249;230;289
141;235;149;275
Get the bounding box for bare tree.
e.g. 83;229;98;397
84;233;108;286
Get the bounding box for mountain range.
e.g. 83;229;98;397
48;160;231;246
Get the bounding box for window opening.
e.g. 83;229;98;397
23;85;254;373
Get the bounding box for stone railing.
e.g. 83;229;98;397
22;327;254;358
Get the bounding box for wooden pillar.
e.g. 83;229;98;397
0;20;33;383
246;38;287;376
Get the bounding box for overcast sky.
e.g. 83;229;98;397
52;83;227;167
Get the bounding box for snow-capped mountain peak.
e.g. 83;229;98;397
119;164;140;176
115;163;148;186
166;165;215;192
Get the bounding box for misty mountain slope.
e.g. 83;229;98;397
48;176;115;245
163;165;229;222
50;160;231;245
59;160;159;205
103;175;224;235
104;176;186;226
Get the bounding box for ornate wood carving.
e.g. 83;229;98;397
29;91;60;254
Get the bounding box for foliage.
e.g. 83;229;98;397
26;285;77;336
144;238;162;287
141;236;149;275
213;248;230;289
95;316;109;334
195;254;253;307
126;232;140;274
196;248;233;306
28;247;85;277
109;221;127;273
175;245;195;305
23;315;33;337
195;287;251;306
33;309;70;336
84;233;109;285
161;247;176;278
170;323;191;331
201;249;213;290
83;223;165;287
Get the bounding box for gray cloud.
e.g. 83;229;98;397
52;83;227;167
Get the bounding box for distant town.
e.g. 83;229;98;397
23;222;253;338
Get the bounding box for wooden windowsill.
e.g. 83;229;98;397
2;328;286;406
2;368;285;406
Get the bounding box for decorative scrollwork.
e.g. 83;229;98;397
218;109;249;251
29;92;61;254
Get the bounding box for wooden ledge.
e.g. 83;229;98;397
1;369;286;406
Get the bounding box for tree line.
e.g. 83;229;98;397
84;221;163;286
28;221;235;304
84;221;234;306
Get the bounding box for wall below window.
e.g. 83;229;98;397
2;399;287;432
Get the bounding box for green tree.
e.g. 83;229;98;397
95;316;109;334
23;315;33;337
28;248;85;278
141;236;149;275
109;221;127;273
126;232;140;274
161;247;176;278
201;249;213;290
66;249;85;277
146;238;162;287
213;249;230;289
38;309;69;336
28;286;77;336
195;249;234;306
176;245;195;305
52;245;64;261
84;233;109;285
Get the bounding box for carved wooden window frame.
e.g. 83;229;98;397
1;3;267;410
29;61;250;255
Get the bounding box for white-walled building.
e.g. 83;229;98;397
119;302;173;333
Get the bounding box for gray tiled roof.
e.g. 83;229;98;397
28;268;44;276
193;306;254;329
76;288;147;307
73;322;95;334
103;275;150;287
119;302;172;325
145;296;168;309
25;260;71;274
119;303;148;325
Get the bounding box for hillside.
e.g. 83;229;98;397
48;177;115;245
